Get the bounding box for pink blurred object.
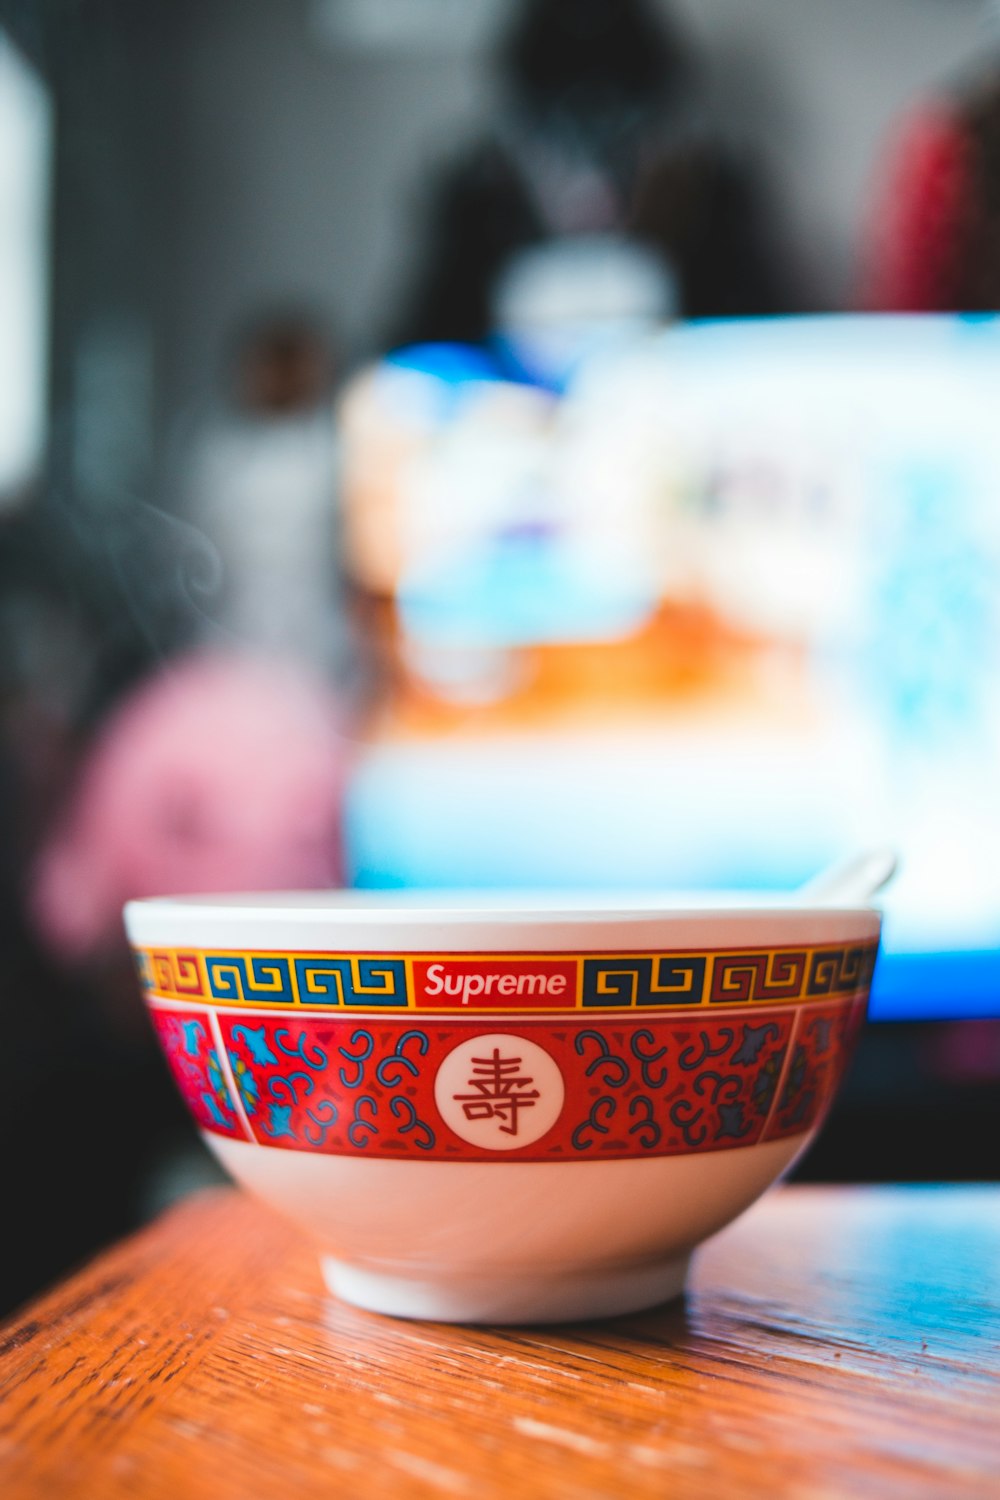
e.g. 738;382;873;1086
31;653;353;960
923;1021;1000;1086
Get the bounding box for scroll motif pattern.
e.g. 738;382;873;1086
145;1005;858;1162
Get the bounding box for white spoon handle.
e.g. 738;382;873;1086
798;849;898;906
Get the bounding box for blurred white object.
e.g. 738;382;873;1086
493;234;676;387
187;409;345;670
0;28;51;503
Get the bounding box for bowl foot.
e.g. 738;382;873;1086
320;1253;691;1324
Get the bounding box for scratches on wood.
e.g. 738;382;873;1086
1;1185;999;1499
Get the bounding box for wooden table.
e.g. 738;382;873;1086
2;1185;998;1499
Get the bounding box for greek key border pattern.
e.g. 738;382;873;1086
135;943;878;1011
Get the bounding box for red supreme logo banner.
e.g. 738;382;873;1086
413;958;578;1009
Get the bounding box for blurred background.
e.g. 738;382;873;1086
2;0;1000;1316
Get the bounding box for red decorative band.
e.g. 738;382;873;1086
148;997;864;1163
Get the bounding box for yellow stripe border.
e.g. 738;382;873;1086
134;942;878;1012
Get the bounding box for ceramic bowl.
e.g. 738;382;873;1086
125;892;880;1323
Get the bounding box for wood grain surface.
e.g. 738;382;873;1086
1;1184;998;1500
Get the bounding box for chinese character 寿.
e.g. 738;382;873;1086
453;1048;541;1136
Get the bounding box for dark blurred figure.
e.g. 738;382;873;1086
865;59;1000;310
235;311;335;417
391;0;789;348
0;310;355;1314
0;508;183;1317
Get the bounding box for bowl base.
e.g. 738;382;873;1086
320;1253;691;1324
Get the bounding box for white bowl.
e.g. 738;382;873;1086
125;891;880;1323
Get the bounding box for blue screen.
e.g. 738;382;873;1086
342;316;1000;1023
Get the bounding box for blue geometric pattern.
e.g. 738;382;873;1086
294;957;407;1008
205;954;294;1005
582;955;707;1007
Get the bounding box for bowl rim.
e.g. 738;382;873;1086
124;889;882;952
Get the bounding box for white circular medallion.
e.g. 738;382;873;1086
434;1033;565;1151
